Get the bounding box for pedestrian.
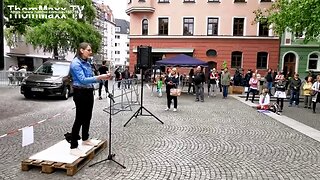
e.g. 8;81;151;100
194;66;206;102
188;69;195;94
115;67;121;89
288;73;302;107
311;75;320;113
245;73;258;103
121;67;131;89
69;42;111;157
274;75;286;112
165;68;179;111
221;67;231;98
98;60;109;100
303;76;313;109
265;68;273;96
208;68;218;97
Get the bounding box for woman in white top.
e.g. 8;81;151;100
245;73;258;103
311;75;320;113
257;88;270;110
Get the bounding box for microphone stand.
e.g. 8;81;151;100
89;92;126;168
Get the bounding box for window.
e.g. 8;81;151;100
260;0;272;2
256;52;268;69
159;18;169;35
208;0;220;2
183;18;194;36
115;58;120;62
115;27;121;32
233;18;244;36
207;18;218;36
128;0;132;3
138;0;146;1
115;51;120;54
115;35;120;39
158;0;169;2
142;19;148;35
206;49;217;57
115;43;120;47
234;0;246;2
184;0;195;2
308;53;319;70
259;20;269;36
231;51;242;68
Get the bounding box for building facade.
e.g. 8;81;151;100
114;19;130;68
92;1;116;65
126;0;279;75
280;30;320;78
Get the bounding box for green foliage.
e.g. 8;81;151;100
26;19;102;54
253;0;320;43
4;0;101;57
222;60;227;69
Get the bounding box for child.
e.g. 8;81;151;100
157;77;163;97
257;88;270;110
257;88;281;114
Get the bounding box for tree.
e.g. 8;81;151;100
4;0;102;58
253;0;320;43
25;19;102;58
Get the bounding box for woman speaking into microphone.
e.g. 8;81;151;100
69;42;111;157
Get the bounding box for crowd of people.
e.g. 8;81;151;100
153;66;320;114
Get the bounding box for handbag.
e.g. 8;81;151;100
170;88;181;96
311;90;318;96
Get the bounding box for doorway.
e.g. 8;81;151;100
283;53;296;78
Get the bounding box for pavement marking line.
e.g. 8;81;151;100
0;134;7;138
0;107;76;139
232;95;320;143
37;120;46;124
53;113;61;118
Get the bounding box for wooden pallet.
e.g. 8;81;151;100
21;140;107;176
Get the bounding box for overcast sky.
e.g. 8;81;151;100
102;0;130;21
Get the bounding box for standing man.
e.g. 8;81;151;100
121;67;131;89
221;67;231;99
194;66;206;102
265;68;273;96
115;67;121;89
69;42;111;157
98;60;109;100
289;73;302;107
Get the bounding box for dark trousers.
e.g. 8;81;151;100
289;90;300;105
71;88;94;149
246;88;257;102
98;80;108;97
222;85;229;98
277;98;284;110
167;92;177;108
188;83;195;93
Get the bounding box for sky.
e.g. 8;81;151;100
101;0;130;21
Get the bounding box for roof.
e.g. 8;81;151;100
115;19;130;34
156;54;208;67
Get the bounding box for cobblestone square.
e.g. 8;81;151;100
1;87;320;180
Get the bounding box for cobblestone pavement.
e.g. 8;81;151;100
1;87;320;180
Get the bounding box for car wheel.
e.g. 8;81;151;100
62;87;69;100
24;93;32;99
